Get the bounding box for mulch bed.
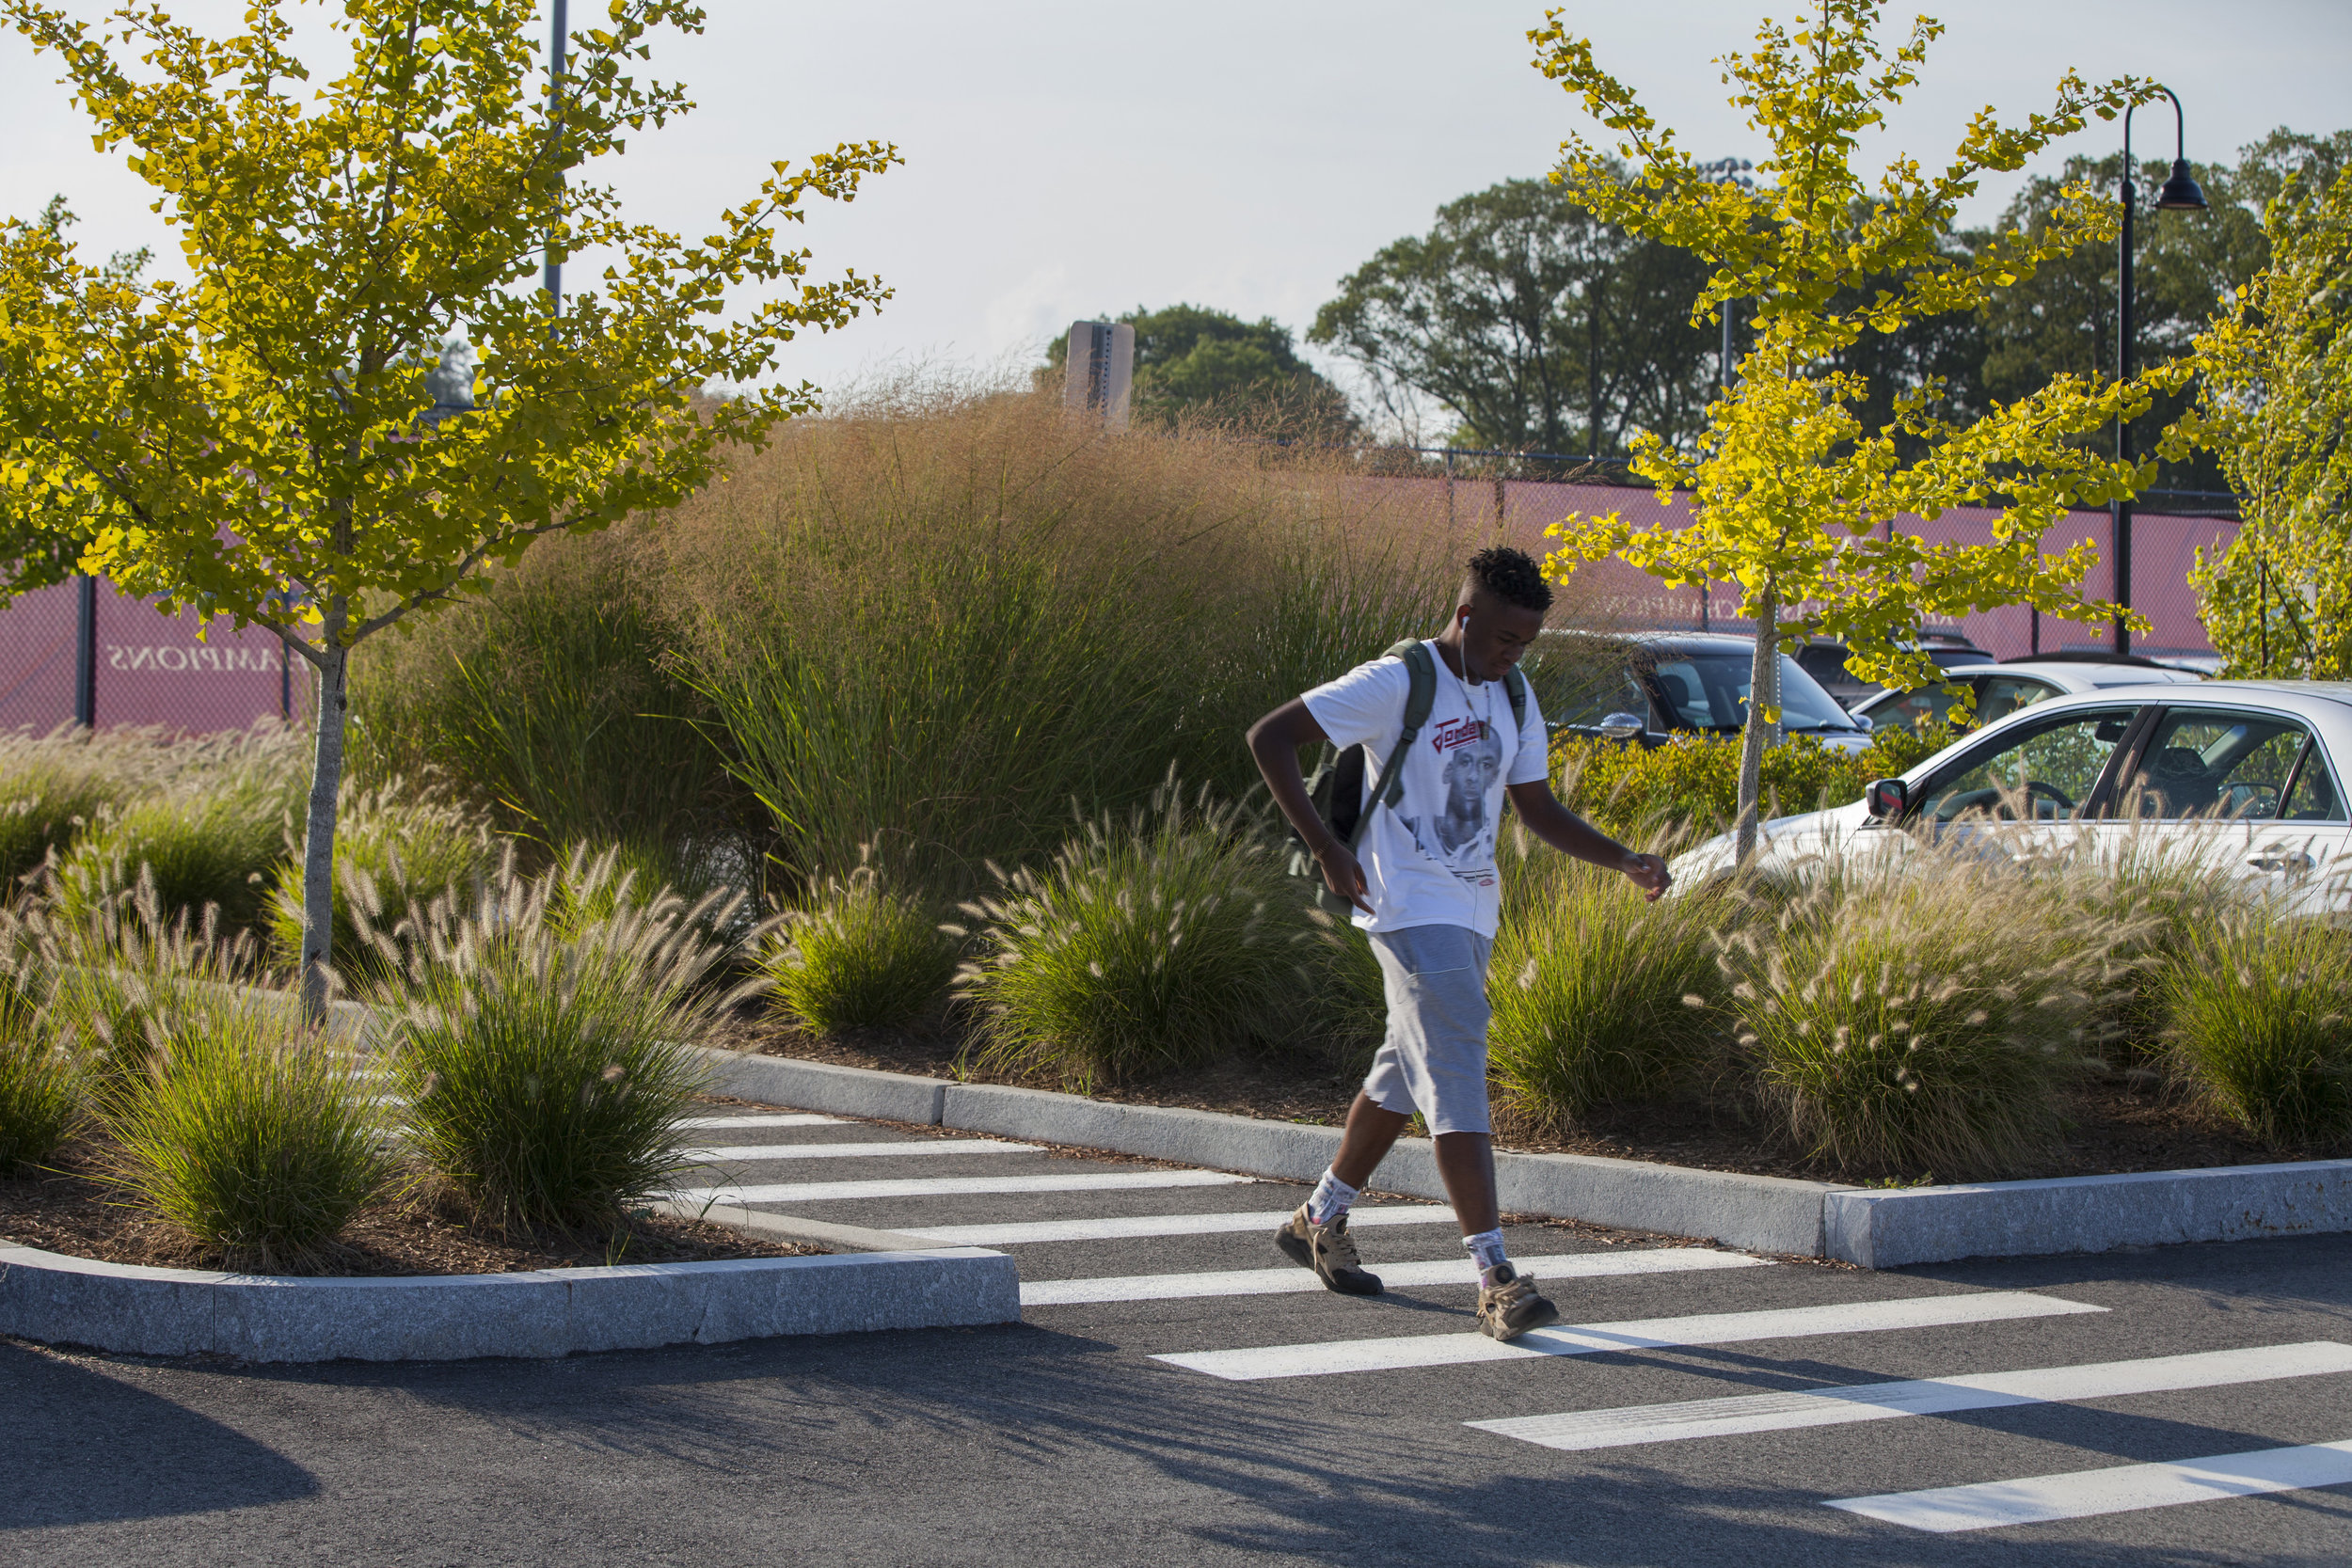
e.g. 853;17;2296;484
739;1016;2343;1185
0;1118;824;1278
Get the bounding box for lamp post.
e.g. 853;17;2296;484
1694;156;1754;637
544;0;567;315
2111;87;2208;657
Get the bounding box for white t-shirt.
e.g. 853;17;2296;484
1302;641;1550;937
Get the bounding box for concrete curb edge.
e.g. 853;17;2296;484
0;1243;1022;1363
700;1048;2352;1266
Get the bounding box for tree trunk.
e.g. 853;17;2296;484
298;634;349;1026
1734;585;1778;865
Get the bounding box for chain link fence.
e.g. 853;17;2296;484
0;577;309;736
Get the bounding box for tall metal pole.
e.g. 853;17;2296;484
543;0;566;314
2112;129;2136;657
72;574;95;729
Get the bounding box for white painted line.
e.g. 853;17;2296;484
900;1205;1454;1246
1829;1437;2352;1533
670;1169;1255;1205
1473;1341;2352;1453
676;1114;845;1131
1023;1246;1768;1307
1153;1291;2106;1382
677;1139;1040;1163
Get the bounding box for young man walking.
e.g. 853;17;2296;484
1246;546;1671;1339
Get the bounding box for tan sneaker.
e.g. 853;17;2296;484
1273;1204;1383;1296
1475;1262;1560;1340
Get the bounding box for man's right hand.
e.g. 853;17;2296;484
1313;840;1375;915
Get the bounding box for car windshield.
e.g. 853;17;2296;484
1645;652;1857;734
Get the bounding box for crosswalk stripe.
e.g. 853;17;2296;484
669;1169;1255;1205
675;1114;845;1131
898;1205;1454;1246
1153;1291;2106;1381
1829;1437;2352;1532
1471;1341;2352;1453
1022;1246;1767;1307
677;1139;1040;1163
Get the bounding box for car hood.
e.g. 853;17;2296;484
1667;799;1872;887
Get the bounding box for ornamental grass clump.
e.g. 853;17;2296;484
54;741;303;931
0;735;130;892
265;783;492;976
0;997;78;1171
2163;909;2352;1150
957;777;1313;1089
1488;846;1734;1132
366;857;753;1231
100;1001;391;1271
765;860;955;1034
1725;835;2135;1180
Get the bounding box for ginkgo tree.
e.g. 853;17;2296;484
0;0;896;1015
2189;161;2352;675
1530;0;2201;859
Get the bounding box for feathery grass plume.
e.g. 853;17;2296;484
0;725;138;891
53;731;306;932
764;852;954;1034
958;773;1318;1089
1488;834;1737;1131
99;996;390;1271
2036;800;2274;1060
2163;906;2352;1149
1727;824;2133;1180
264;782;493;977
36;869;279;1095
365;855;755;1231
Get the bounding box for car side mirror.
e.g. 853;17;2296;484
1597;711;1645;741
1850;712;1874;732
1865;777;1908;821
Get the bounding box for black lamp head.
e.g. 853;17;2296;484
2156;158;2209;212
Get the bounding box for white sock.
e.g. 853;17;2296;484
1306;1168;1359;1227
1464;1227;1508;1278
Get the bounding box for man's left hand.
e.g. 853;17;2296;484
1621;851;1672;902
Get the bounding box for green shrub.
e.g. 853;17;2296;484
0;1002;79;1172
956;778;1316;1089
101;1001;391;1271
1724;835;2127;1179
265;784;492;974
2164;909;2352;1148
765;863;954;1033
1553;721;1956;844
371;859;741;1231
1488;851;1733;1130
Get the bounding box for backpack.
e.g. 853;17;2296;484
1290;640;1528;910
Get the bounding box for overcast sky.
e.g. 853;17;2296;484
2;1;2344;416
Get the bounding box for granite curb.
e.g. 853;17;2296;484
0;1243;1021;1362
699;1048;2352;1266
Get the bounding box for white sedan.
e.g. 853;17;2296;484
1671;681;2352;911
1849;656;2201;733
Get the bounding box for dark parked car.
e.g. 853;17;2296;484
1521;630;1872;754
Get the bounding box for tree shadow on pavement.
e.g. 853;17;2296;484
0;1338;317;1530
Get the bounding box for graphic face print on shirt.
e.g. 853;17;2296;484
1404;713;1504;879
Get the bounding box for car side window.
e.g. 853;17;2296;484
1524;646;1648;731
2116;709;2312;819
1917;708;2137;823
1974;676;2058;724
2284;742;2347;822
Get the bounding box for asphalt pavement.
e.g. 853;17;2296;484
6;1101;2350;1566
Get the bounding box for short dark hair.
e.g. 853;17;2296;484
1466;546;1553;612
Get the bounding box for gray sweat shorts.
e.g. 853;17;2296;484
1360;924;1494;1137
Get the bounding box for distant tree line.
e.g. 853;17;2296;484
1064;128;2346;497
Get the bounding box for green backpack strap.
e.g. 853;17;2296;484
1502;663;1528;727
